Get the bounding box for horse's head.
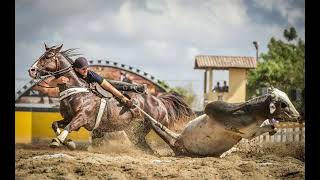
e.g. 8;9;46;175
268;87;301;122
28;44;71;79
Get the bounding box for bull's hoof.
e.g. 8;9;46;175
49;138;61;148
269;129;277;136
63;139;76;150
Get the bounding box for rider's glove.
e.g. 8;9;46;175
120;96;134;108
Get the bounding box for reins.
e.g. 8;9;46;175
37;66;73;78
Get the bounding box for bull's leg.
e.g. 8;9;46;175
248;125;277;140
50;119;76;150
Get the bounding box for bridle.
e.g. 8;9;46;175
36;55;73;78
32;51;73;88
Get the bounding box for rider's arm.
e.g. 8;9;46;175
100;79;130;102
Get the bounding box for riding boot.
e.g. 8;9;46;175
108;80;146;93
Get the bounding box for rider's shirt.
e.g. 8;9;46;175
76;70;104;85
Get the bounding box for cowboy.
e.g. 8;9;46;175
222;81;229;92
213;81;222;93
51;57;144;108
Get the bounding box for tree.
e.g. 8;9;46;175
284;26;298;41
247;27;305;107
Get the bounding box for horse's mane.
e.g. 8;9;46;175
59;48;89;86
60;48;82;64
157;92;195;127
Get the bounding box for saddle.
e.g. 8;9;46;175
90;82;142;119
92;82;113;98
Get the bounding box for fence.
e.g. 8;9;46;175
253;122;305;143
222;122;305;158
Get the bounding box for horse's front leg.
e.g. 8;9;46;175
50;119;76;150
52;119;68;136
53;112;88;150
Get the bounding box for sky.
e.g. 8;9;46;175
15;0;305;109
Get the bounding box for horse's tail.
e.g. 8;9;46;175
157;92;195;129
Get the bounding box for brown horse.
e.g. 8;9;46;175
28;44;194;153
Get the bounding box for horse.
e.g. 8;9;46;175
28;44;194;152
146;87;302;157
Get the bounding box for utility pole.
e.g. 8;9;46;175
253;41;259;61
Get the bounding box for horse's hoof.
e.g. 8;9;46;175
63;139;76;150
49;138;61;148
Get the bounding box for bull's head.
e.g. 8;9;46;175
268;87;301;122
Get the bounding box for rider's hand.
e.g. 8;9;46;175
126;99;134;108
55;76;69;84
121;97;134;108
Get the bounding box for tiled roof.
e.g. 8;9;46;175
194;55;257;69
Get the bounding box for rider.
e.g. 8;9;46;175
52;57;143;108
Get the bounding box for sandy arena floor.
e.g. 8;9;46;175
15;136;305;180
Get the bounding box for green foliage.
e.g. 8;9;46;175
247;27;305;101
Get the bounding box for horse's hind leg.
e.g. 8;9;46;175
124;120;155;154
135;127;154;154
90;128;107;147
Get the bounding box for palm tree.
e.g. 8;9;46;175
284;27;298;41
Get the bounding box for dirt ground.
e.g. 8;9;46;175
15;134;305;180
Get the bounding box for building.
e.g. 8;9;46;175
194;55;256;106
